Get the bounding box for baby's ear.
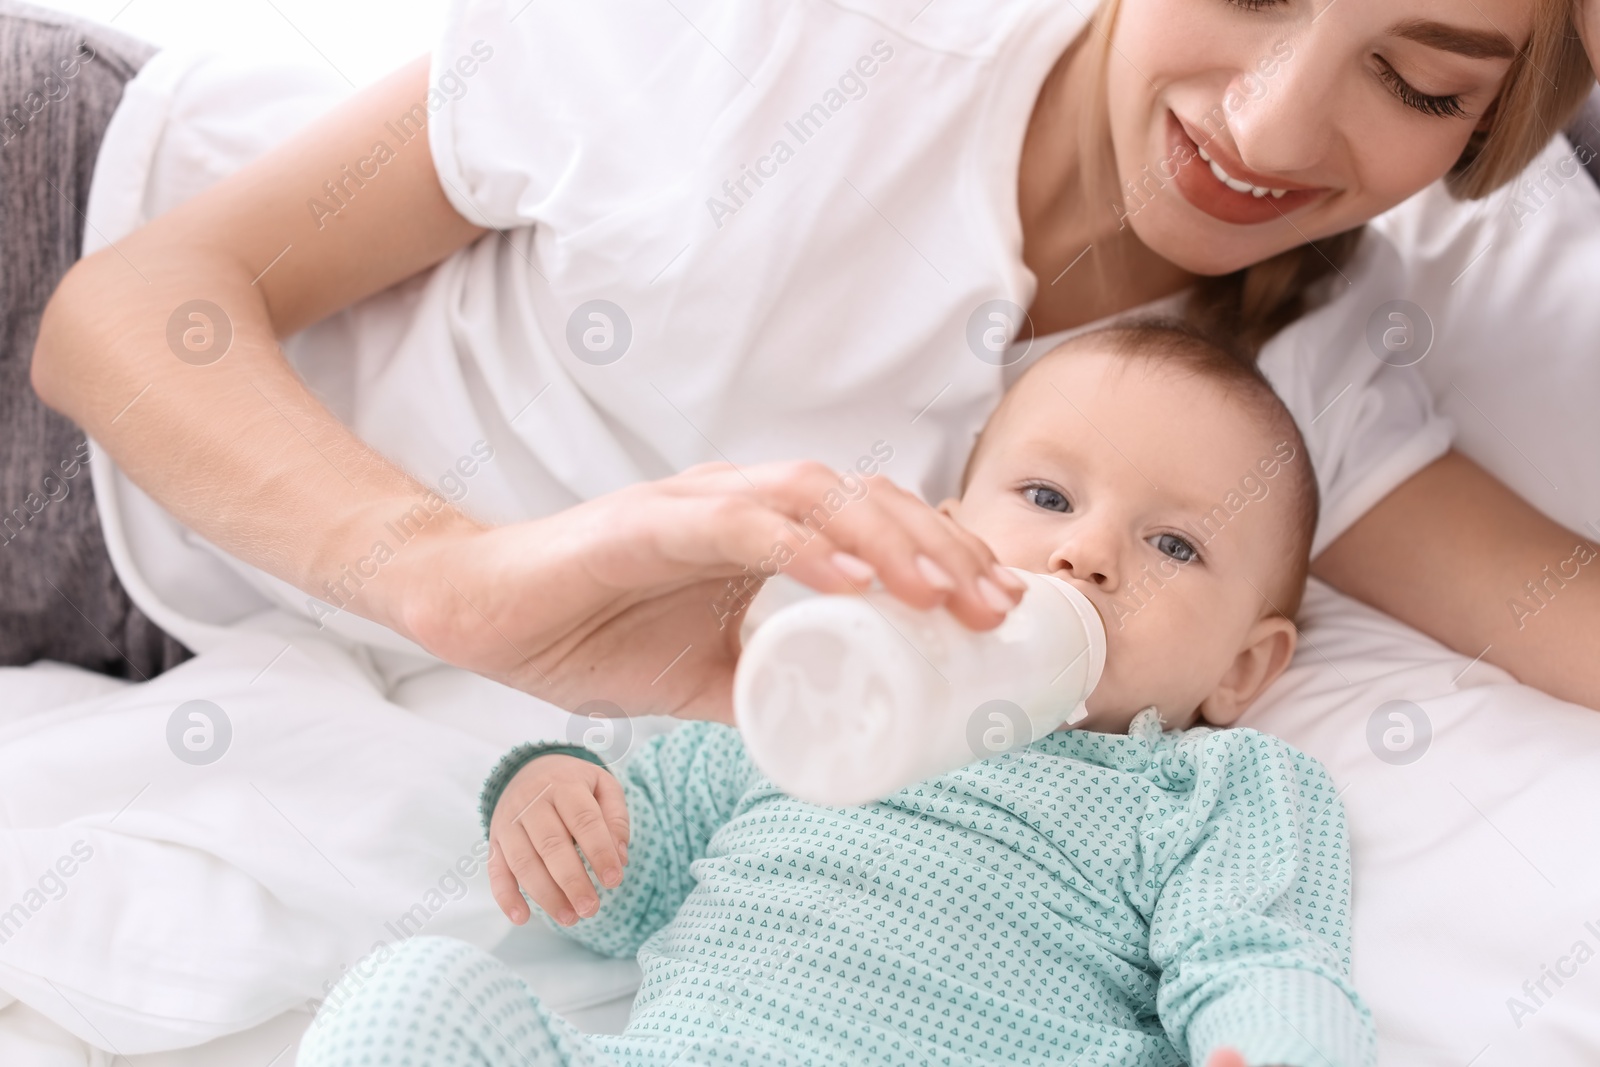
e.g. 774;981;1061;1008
1198;615;1298;727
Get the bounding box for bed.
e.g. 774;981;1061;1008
1;63;1598;1067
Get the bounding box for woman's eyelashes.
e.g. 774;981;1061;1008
1220;0;1468;120
1373;56;1467;119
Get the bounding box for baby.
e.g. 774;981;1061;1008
298;320;1375;1067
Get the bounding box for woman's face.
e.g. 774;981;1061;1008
1106;0;1533;274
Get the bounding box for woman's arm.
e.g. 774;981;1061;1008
1311;450;1600;710
32;55;489;639
31;55;1022;721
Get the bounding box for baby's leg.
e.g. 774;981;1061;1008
297;936;616;1067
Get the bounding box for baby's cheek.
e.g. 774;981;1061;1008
1092;606;1206;718
1081;647;1143;717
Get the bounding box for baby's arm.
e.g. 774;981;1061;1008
482;722;757;958
1147;731;1377;1067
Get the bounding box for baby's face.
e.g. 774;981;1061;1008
938;345;1302;732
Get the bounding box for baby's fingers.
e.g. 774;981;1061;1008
594;771;631;867
498;821;582;926
487;835;532;924
1204;1050;1249;1067
526;804;604;920
553;788;624;891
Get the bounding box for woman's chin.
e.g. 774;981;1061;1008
1115;206;1271;277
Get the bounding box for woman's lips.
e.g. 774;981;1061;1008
1164;110;1327;226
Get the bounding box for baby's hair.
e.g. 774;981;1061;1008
958;316;1320;620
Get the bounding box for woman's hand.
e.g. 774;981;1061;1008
486;755;629;927
398;460;1026;724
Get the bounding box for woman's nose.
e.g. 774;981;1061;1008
1224;28;1341;183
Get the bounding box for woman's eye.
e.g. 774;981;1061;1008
1225;2;1466;120
1375;57;1467;119
1150;533;1199;563
1023;485;1070;513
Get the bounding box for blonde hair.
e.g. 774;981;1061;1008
1076;0;1596;355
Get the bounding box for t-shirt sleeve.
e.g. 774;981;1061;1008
427;0;793;230
1306;360;1454;561
1255;230;1455;561
1145;730;1377;1067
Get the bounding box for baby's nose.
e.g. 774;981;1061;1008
1051;543;1118;589
1071;565;1110;586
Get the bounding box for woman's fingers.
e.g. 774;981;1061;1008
849;481;1023;625
635;492;862;597
672;460;1023;628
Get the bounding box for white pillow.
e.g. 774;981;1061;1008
1240;132;1600;1066
1240;579;1600;1066
0;663;128;727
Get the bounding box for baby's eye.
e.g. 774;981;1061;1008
1149;532;1198;563
1023;485;1070;513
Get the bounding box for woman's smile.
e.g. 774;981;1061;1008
1165;109;1331;225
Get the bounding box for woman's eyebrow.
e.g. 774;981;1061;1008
1389;18;1518;61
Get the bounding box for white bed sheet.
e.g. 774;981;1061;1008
0;655;647;1067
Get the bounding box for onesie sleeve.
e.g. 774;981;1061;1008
547;721;761;959
1146;730;1376;1067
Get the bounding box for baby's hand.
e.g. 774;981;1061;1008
486;754;630;926
1204;1050;1287;1067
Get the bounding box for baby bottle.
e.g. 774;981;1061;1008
733;567;1106;806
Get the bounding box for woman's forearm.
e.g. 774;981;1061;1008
1312;451;1600;711
31;56;487;643
35;241;482;638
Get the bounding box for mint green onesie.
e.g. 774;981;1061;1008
297;709;1375;1067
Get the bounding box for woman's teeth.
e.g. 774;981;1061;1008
1195;144;1287;199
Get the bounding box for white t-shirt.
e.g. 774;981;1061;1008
85;0;1453;665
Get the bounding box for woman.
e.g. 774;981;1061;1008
9;0;1598;715
3;0;1599;1051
